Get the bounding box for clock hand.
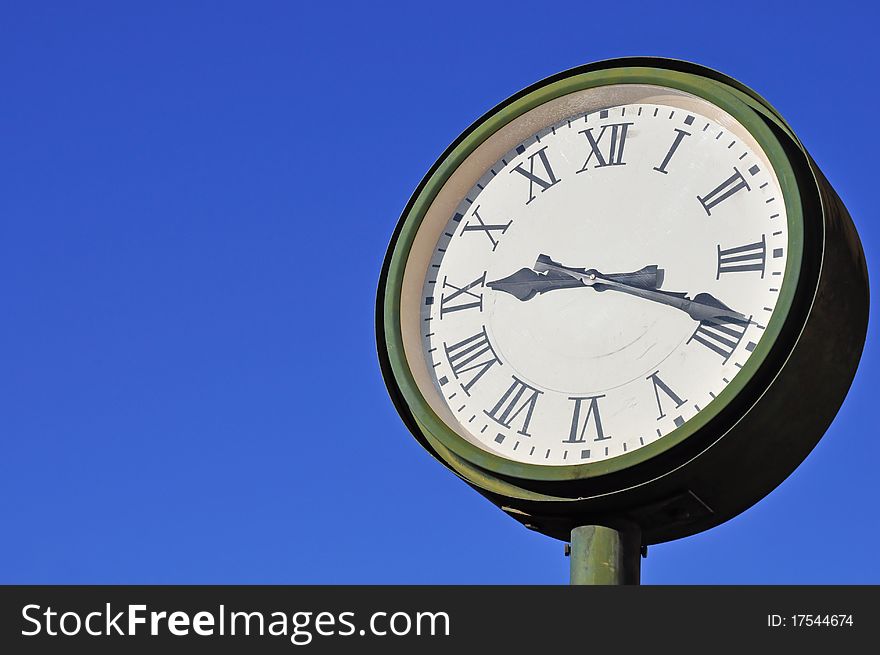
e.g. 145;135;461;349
486;259;663;302
533;254;665;291
535;254;750;323
491;254;750;324
589;278;750;323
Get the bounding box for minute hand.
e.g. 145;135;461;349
536;260;748;323
591;278;748;323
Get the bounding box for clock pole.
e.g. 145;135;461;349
569;524;641;585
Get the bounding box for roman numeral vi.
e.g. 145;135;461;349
564;395;610;443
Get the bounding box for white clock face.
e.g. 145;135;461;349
413;89;789;466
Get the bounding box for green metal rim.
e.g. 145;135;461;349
382;65;806;483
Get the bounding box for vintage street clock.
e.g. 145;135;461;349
377;58;868;582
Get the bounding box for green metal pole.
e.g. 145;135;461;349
569;524;641;585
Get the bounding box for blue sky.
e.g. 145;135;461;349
1;2;877;584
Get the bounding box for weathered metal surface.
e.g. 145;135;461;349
570;524;641;585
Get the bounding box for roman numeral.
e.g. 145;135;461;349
646;372;687;420
697;167;751;215
653;128;691;174
485;376;542;437
443;326;501;395
717;236;766;278
577;122;633;171
439;272;486;318
510;145;561;204
688;317;750;363
460;205;511;251
564;395;610;443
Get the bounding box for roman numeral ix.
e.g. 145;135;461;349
439;272;486;318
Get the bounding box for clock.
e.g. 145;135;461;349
377;58;868;547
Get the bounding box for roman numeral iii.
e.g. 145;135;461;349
485;376;542;437
439;272;486;318
510;146;561;205
443;326;501;395
577;122;633;171
697;167;751;215
717;236;766;278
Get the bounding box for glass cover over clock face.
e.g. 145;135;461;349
412;86;789;466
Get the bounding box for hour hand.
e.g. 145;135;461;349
534;254;665;291
487;256;664;302
486;267;585;301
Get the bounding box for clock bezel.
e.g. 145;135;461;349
380;66;805;483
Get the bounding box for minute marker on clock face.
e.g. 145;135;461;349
420;100;788;466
